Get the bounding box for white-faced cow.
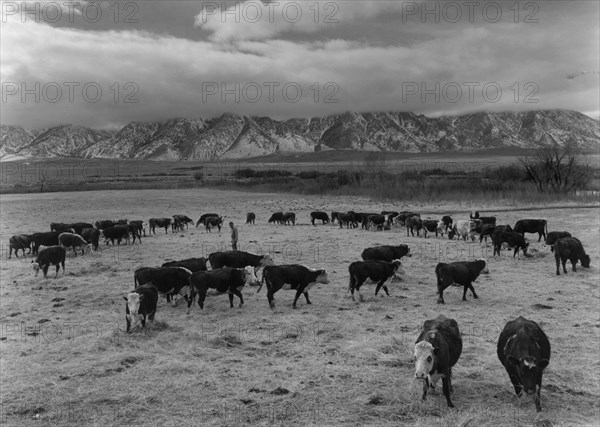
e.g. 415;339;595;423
435;259;488;304
422;219;445;238
188;266;260;312
58;232;92;256
124;283;158;332
31;246;66;278
149;218;171;234
258;264;330;308
348;260;405;301
497;316;550;412
513;219;548;242
9;234;32;258
414;315;463;408
554;237;590;275
448;220;477;241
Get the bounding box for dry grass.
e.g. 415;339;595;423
1;188;599;426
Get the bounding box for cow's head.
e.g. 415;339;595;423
243;266;261;287
476;258;489;274
506;355;549;395
436;221;446;234
581;254;591;268
414;340;437;379
31;261;40;277
392;259;406;276
124;292;143;331
83;243;93;254
315;269;329;284
260;254;275;267
448;229;456;240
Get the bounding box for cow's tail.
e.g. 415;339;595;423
348;270;355;293
545;220;548;240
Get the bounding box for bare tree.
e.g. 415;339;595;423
519;141;590;193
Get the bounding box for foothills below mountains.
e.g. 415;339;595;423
1;109;598;161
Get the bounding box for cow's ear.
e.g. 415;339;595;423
507;355;520;366
433;347;440;355
536;359;549;369
123;297;128;301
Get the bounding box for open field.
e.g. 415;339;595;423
1;188;599;426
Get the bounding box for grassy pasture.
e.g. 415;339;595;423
0;188;599;426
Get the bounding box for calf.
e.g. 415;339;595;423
173;214;193;229
282;212;296;225
414;315;463;408
102;225;131;245
58;232;92;256
514;219;548;242
545;231;571;252
448;220;476;241
268;212;284;224
162;257;208;272
422;219;444;238
129;220;146;237
361;244;411;262
554;237;590;275
149;217;171;234
406;215;423;237
134;266;193;305
196;213;219;228
246;212;256;224
492;231;529;257
31;231;60;255
9;234;32;258
310;211;329;225
124;283;158;332
497;316;550;412
395;212;420;227
258;264;329;308
188;266;259;311
171;216;184;233
435;259;488;304
205;216;223;233
81;228;100;251
208;250;273;270
348;260;405;301
31;246;66;278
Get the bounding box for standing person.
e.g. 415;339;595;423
229;221;238;251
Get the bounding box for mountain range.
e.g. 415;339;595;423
1;109;598;161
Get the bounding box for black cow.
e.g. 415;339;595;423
476;224;496;243
348;260;405;301
162;257;208;272
337;212;355;229
492;231;529;257
497;316;551;412
208;250;274;270
246;212;256;224
124;283;158;332
331;211;341;225
9;234;32;258
196;213;219;228
381;211;399;223
129;220;146;237
554;237;590;275
205;216;223;233
546;231;571;252
441;215;453;231
58;232;92;256
102;225;131;245
149;218;171;234
81;228;100;251
258;264;330;308
95;220;117;230
127;223;143;243
50;222;75;233
268;212;284;224
173;215;193;230
69;222;94;235
171;216;184;233
188;266;260;311
422;219;445;238
134;266;193;305
406;215;423;237
31;231;60;255
414;315;462;408
365;214;386;230
358;213;379;230
514;219;548;242
361;245;411;262
435;259;489;304
31;245;66;278
282;212;296;225
395;212;420;227
310;211;329;225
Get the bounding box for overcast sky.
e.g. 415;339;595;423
1;0;599;129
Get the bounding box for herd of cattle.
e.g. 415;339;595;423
6;208;593;412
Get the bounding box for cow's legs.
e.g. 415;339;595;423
228;293;235;308
421;378;429;401
198;291;206;309
382;285;390;296
562;258;568;274
535;377;543;412
292;290;303;308
469;284;478;299
571;258;577;272
267;292;275;308
304;292;311;305
437;287;445;304
375;281;384;296
462;285;469;301
442;377;454;408
231;288;244;307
